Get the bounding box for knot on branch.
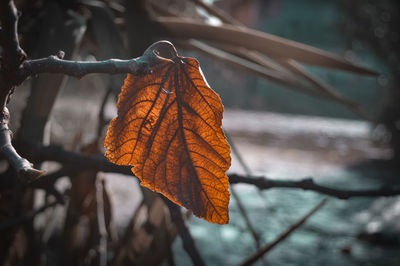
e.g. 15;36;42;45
300;178;314;186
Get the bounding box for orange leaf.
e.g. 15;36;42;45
104;56;231;224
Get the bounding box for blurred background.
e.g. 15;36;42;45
2;0;400;265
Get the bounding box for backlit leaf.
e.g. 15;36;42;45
104;56;231;224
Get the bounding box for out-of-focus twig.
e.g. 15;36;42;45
12;142;400;200
0;200;59;232
224;132;261;248
156;17;377;75
185;1;371;119
0;1;43;181
36;168;66;204
229;174;400;199
164;200;206;266
0;0;26;89
0;26;3;41
96;178;108;266
276;58;371;120
17;141;131;176
239;199;327;266
230;189;261;247
96;87;112;141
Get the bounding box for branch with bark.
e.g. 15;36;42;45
239;199;327;266
228;174;400;199
0;0;174;181
0;0;42;181
10;142;400;200
18;54;149;81
164;199;206;266
0;108;44;181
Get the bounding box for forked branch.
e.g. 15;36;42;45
0;0;176;182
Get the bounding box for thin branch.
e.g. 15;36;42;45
0;26;3;44
0;1;42;180
0;36;175;182
0;0;26;75
225;132;262;248
96;86;112;142
17;39;178;83
35;169;67;204
17;141;131;176
230;189;261;247
18;56;146;80
0;200;59;232
0;108;44;181
96;178;108;266
13;142;400;200
239;199;327;266
164;199;206;266
229;174;400;199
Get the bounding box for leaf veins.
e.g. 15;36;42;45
104;56;231;224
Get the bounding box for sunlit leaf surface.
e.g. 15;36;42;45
105;56;231;224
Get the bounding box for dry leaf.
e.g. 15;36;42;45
105;55;231;224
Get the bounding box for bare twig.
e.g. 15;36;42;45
17;141;131;176
96;178;108;266
18;56;146;80
0;1;43;180
17;40;177;83
96;87;112;141
0;108;44;181
0;26;3;44
0;16;175;180
225;132;262;248
13;142;400;200
164;200;206;266
239;199;327;266
230;189;261;247
229;174;400;199
34;169;67;204
0;0;26;80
